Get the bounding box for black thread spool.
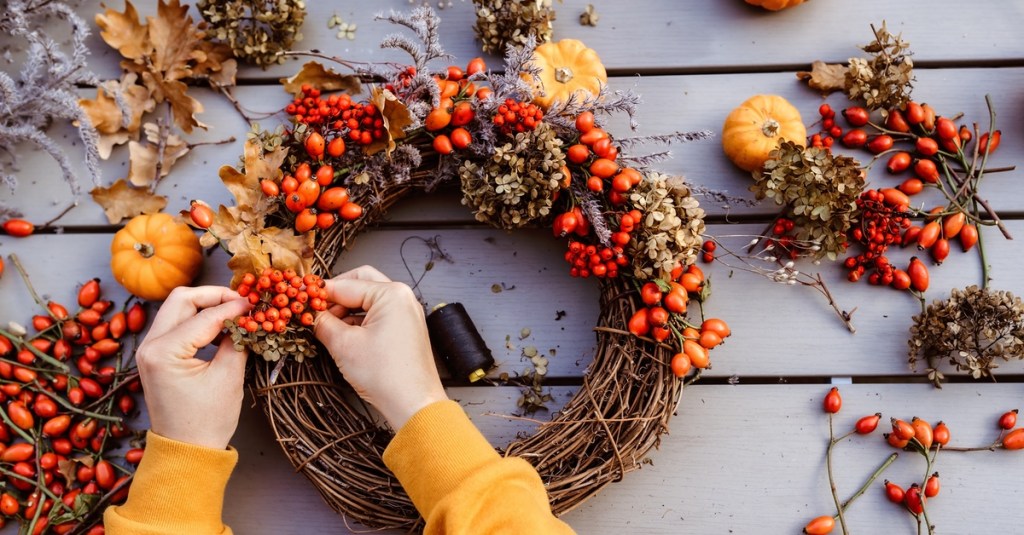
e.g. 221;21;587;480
426;302;495;383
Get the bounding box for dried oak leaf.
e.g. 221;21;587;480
280;61;362;96
90;179;168;223
225;227;314;287
127;123;191;187
78;73;155;158
796;60;848;94
201;140;287;248
96;0;235;133
365;88;415;156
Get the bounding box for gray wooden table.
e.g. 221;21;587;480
2;1;1023;533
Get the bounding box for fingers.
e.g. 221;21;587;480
148;286;245;337
313;309;356;350
322;278;390;311
163;298;252;359
209;336;248;381
333;265;391;283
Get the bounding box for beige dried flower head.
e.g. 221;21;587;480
628;172;706;281
753;140;864;260
459;123;566;229
845;21;913;110
472;0;555;55
227;319;318;363
908;286;1024;386
198;0;306;68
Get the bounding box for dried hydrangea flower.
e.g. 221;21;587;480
472;0;555;55
908;286;1024;386
459;123;565;229
753;140;864;261
628;172;706;281
845;21;914;110
198;0;306;68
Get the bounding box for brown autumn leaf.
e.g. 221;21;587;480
280;61;362;97
127;123;191;187
90;179;168;224
201;140;287;250
96;0;234;134
224;226;314;287
796;60;848;94
94;1;150;61
78;73;155;158
364;88;415;156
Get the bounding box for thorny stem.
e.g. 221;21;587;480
0;326;70;373
215;85;281;124
9;253;50;315
837;452;898;514
39;201;79;229
827;413;850;535
804;273;857;333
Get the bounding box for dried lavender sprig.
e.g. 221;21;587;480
615;130;715;150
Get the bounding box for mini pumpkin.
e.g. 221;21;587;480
111;213;203;301
528;39;607;110
721;94;806;173
745;0;807;10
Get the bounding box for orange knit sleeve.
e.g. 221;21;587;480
104;431;236;535
383;400;575;534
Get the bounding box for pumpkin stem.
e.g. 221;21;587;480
761;118;781;138
134;242;155;259
554;67;574;84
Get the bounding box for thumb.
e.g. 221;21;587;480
208;336;249;381
313;311;361;364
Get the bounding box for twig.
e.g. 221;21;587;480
827;413;851;534
838;452;898;512
39;201;79;228
805;273;857;333
215;85;281;124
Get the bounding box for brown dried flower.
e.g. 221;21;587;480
753;141;864;260
198;0;306;68
909;286;1024;386
628;173;706;281
459;123;566;229
472;0;555;55
845;21;914;110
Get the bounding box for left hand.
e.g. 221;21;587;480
135;286;251;450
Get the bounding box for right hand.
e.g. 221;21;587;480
314;266;448;430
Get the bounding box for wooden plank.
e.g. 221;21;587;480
3;218;1023;379
6;68;1023;226
73;1;1024;81
224;383;1024;533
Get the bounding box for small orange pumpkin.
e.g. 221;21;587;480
528;39;607;110
745;0;807;11
721;95;806;173
111;213;203;301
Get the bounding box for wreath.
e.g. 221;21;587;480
191;7;728;530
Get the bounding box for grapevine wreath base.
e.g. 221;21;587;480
249;179;682;530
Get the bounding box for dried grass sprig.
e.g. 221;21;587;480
0;0;101;216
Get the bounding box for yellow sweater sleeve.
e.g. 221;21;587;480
383;400;575;535
104;431;236;535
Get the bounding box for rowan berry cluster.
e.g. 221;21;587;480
563;241;627;279
234;268;329;333
492;98;543;136
286;85;385;146
845;189;910;283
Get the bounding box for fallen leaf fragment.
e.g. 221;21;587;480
280;61;362;96
365;88;415;156
90;179;168;223
796;60;848;94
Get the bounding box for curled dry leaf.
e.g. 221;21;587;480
365;88;415;156
90;179;168;223
78;73;155;158
127;123;191;187
280;61;362;96
95;0;235;133
225;227;314;287
796;60;848;95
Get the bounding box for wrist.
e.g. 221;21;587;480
383;389;449;431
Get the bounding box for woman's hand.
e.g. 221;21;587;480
135;286;251;449
314;266;448;430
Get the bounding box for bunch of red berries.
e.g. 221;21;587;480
844;189;911;282
235;268;329;332
563;241;628;279
286;85;385;146
492;98;543;136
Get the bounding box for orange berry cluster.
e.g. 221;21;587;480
425;60;489;154
235;269;329;332
263;161;363;233
492;98;543;136
556;208;642;279
287;85;385;146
